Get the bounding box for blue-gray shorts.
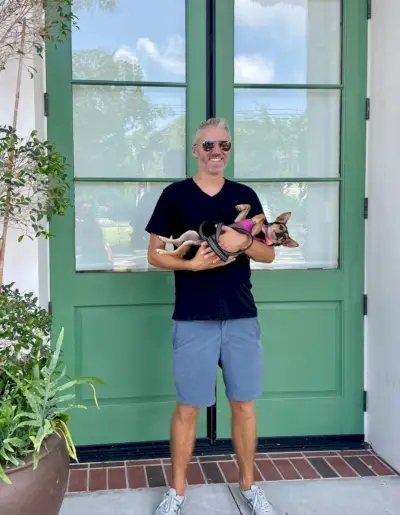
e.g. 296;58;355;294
171;317;263;407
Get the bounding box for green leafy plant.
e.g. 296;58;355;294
0;1;74;289
0;125;71;287
0;0;104;487
0;285;103;484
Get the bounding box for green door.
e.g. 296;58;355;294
47;0;367;447
47;0;209;445
214;0;367;439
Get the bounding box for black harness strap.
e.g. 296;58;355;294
198;222;254;262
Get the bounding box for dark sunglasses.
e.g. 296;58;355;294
200;140;232;152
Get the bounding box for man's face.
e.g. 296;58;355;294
192;127;231;175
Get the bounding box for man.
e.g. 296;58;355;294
145;118;277;514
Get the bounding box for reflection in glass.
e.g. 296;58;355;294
234;0;341;84
75;182;169;272
234;88;340;178
72;0;185;82
246;182;339;270
74;181;338;272
72;86;186;178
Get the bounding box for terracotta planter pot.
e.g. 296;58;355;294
0;432;70;515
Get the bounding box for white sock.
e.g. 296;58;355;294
168;488;185;502
241;485;256;498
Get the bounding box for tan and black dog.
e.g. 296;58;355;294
156;204;299;258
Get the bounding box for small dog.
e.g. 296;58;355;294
156;204;299;258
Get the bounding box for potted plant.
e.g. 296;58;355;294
0;286;102;514
0;2;102;514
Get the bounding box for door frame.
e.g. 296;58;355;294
45;0;368;461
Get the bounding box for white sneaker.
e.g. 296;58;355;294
154;488;185;514
240;485;278;514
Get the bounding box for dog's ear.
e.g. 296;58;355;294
283;236;299;248
275;212;291;224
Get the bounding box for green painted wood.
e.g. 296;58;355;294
47;0;367;446
74;177;344;184
46;0;208;445
74;177;188;183
234;84;343;90
215;0;367;438
71;80;187;87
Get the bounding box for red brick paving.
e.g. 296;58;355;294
325;456;358;478
255;459;282;481
89;468;107;491
290;458;320;480
66;449;398;494
127;465;147;489
273;459;302;480
108;467;127;489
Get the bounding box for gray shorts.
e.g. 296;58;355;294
171;317;263;407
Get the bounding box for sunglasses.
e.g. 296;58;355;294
200;140;232;152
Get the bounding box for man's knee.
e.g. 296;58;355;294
174;402;200;422
229;399;256;418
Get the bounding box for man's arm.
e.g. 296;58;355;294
148;234;237;271
244;239;275;263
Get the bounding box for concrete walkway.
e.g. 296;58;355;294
61;476;400;515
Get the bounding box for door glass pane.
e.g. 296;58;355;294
246;182;339;269
234;88;340;178
72;0;186;82
234;0;341;84
73;85;186;178
75;182;169;272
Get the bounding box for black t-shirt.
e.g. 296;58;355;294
145;178;265;321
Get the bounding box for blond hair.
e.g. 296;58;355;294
192;117;231;145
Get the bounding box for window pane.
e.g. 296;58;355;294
73;85;186;178
234;88;340;179
234;0;341;85
246;182;339;269
75;182;169;272
72;0;186;82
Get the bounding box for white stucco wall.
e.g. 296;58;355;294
0;55;48;306
365;0;400;472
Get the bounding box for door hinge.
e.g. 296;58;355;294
48;301;52;316
363;294;368;315
44;92;49;117
367;0;371;19
364;197;368;219
363;390;367;411
365;98;370;120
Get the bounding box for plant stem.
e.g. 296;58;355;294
0;18;26;290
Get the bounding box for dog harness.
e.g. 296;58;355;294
198;221;254;262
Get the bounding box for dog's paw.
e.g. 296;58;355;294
156;249;167;255
235;204;249;212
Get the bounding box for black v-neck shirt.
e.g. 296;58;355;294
145;178;264;321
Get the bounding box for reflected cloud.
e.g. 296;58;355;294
136;35;185;78
235;54;275;83
112;36;185;80
235;0;306;37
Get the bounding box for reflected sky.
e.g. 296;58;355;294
72;0;341;86
72;0;186;83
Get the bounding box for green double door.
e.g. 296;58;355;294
47;0;367;446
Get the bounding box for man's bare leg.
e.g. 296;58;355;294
230;399;257;491
170;402;199;495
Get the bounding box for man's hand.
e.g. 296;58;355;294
188;242;236;271
217;225;252;254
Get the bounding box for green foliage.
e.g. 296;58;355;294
0;285;103;484
0;0;79;74
0;125;71;241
